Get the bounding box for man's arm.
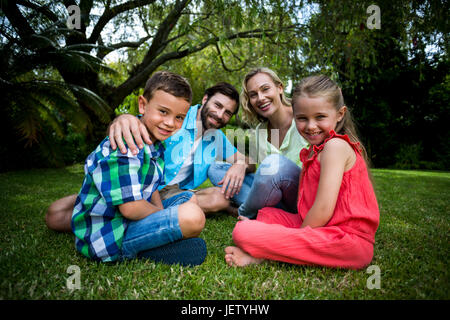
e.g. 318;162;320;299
229;151;256;173
219;151;255;200
108;114;153;155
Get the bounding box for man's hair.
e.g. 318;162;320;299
143;71;192;104
203;82;240;114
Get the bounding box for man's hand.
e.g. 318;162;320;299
108;114;152;155
218;162;247;200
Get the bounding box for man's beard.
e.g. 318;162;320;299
200;103;224;129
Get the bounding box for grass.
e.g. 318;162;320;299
0;165;449;300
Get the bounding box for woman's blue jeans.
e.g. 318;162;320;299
208;154;301;219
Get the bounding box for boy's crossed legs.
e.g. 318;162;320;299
47;192;206;266
120;192;206;265
46;193;205;238
46;187;233;234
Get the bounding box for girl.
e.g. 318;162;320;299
225;75;380;269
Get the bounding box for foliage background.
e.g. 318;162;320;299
0;0;448;171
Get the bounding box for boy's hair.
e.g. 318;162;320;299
292;75;371;167
240;67;291;127
203;82;240;114
143;71;192;104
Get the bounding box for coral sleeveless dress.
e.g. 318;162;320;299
232;131;380;269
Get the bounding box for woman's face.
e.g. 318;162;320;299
246;72;283;119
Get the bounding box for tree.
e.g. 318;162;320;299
0;1;117;169
293;0;449;169
1;0;447;170
1;1;305;140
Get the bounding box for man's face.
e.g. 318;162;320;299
200;93;238;129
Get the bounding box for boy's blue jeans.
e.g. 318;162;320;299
120;191;193;260
208;154;301;219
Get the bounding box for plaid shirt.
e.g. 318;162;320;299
71;137;165;262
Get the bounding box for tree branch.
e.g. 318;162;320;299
1;0;35;39
16;0;59;22
88;0;157;43
214;43;248;72
154;9;214;48
97;34;153;59
109;25;292;107
79;0;94;33
135;0;191;73
110;35;153;50
195;24;246;72
108;0;191;105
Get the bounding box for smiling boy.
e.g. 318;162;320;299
71;71;207;265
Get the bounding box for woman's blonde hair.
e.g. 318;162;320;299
240;67;291;127
292;75;371;167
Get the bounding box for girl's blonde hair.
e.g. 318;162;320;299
240;67;291;127
292;75;371;167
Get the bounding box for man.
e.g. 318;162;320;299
46;82;255;232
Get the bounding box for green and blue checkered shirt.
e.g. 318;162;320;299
71;137;165;262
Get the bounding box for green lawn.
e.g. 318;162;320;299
0;165;449;299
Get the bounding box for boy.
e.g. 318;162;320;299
71;71;206;266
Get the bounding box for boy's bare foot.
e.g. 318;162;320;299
224;246;264;267
237;215;249;221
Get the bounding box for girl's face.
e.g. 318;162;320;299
246;72;283;119
293;95;346;145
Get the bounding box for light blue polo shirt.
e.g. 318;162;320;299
158;104;237;190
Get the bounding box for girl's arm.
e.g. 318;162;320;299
301;138;354;229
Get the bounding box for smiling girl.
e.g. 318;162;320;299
225;75;380;269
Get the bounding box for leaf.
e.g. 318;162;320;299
68;84;112;124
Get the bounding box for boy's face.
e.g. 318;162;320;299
138;90;190;142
